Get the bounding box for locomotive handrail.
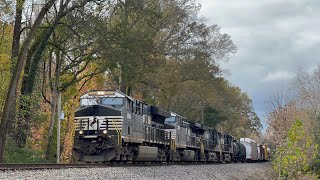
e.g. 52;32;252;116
111;119;122;145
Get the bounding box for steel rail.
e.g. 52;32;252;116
0;161;227;171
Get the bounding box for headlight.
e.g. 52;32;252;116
103;130;108;134
79;130;84;135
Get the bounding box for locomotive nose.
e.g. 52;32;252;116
74;105;122;136
75;105;122;117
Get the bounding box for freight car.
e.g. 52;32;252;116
232;140;246;163
263;145;271;161
240;138;259;162
72;90;267;163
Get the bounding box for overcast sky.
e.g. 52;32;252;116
198;0;320;131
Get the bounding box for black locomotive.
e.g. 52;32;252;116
72;90;269;163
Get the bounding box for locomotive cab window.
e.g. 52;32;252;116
80;98;100;106
101;97;123;106
165;116;176;125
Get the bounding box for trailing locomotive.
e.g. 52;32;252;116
72;90;269;163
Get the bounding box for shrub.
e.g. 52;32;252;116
273;119;318;179
4;137;48;163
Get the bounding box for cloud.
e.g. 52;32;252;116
261;71;296;82
197;0;320;131
198;0;320;89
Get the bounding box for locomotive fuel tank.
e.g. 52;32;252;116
134;146;158;161
181;150;195;161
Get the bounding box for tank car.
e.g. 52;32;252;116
232;140;246;163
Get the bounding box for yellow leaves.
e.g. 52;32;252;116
0;23;13;108
0;23;12;66
0;22;13;47
0;53;10;69
273;119;318;179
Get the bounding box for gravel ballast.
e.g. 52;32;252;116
0;163;274;180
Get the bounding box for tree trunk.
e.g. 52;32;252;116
7;0;26;138
16;20;59;148
0;0;56;162
61;104;76;163
45;48;61;160
11;0;24;61
45;90;58;160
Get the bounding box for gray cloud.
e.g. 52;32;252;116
198;0;320;131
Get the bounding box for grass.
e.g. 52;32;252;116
3;137;49;163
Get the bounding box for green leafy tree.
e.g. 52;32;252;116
273;119;318;179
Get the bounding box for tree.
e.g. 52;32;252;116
294;66;320;143
15;0;102;148
265;67;320;177
0;0;107;161
273;119;318;179
0;0;56;162
38;1;107;160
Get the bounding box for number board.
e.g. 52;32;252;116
88;91;115;96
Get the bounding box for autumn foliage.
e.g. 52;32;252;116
0;0;262;163
266;67;320;178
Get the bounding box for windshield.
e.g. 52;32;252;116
101;97;124;106
165;116;176;125
80;98;99;106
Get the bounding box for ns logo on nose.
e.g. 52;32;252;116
90;117;97;128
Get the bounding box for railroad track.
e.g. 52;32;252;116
0;161;269;171
0;163;109;171
0;161;224;171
